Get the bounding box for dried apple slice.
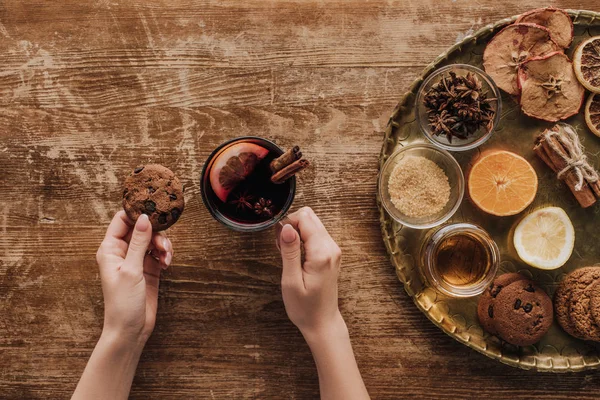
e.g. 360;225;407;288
209;142;269;202
518;52;585;122
483;23;560;95
516;7;573;49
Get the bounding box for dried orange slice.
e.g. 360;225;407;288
585;93;600;137
483;23;560;95
573;36;600;94
468;150;538;216
515;7;573;49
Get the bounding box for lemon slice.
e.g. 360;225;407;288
513;207;575;270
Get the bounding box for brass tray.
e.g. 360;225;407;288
378;10;600;372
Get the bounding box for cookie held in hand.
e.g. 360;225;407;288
122;164;184;231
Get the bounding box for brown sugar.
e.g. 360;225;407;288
388;156;450;218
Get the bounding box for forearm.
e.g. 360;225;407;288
303;313;370;400
72;331;145;400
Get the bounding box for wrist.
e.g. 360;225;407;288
99;328;148;355
301;311;349;349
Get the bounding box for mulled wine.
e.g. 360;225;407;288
201;137;301;232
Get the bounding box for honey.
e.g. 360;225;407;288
420;223;499;298
434;232;492;287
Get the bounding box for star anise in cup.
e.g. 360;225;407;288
230;191;254;211
254;197;273;217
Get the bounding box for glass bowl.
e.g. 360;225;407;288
420;223;500;298
415;64;502;152
378;143;464;229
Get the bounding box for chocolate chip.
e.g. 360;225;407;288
488;304;494;318
491;285;503;298
169;194;177;200
514;299;522;309
134;166;144;174
144;200;156;213
523;303;533;313
525;284;535;293
148;187;156;194
171;208;181;221
158;213;168;224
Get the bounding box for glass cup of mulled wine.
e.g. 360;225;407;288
201;136;298;232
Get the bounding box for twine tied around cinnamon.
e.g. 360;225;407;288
542;124;599;191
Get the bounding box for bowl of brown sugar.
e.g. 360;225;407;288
378;143;464;229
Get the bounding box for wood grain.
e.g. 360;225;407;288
2;0;600;399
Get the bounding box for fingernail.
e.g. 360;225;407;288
281;224;296;244
137;214;150;232
163;237;170;251
165;252;172;266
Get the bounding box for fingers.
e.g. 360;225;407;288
123;214;153;274
280;224;304;291
286;207;332;246
103;211;133;241
286;207;341;273
151;232;173;268
143;252;162;290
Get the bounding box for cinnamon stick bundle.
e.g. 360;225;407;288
533;124;600;208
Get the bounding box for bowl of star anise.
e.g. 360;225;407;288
416;64;501;152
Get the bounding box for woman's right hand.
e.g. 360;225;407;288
278;207;343;342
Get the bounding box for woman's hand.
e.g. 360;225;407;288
72;211;173;400
96;211;172;346
278;207;370;400
278;206;343;342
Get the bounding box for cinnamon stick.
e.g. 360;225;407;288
271;159;310;184
270;146;301;173
534;136;597;208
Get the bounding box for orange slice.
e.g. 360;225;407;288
468;150;538;216
585;93;600;137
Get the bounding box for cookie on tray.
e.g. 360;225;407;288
554;267;596;339
589;280;600;327
477;273;529;335
568;268;600;341
493;280;553;346
122;164;185;231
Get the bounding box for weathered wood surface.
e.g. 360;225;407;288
2;1;600;399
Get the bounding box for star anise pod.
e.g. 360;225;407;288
254;197;273;217
229;191;254;211
423;71;497;141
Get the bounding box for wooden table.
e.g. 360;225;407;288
2;1;600;398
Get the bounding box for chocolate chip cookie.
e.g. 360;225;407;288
568;268;600;341
477;273;528;335
122;164;184;231
493;280;553;346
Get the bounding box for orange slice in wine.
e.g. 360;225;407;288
468;150;538;216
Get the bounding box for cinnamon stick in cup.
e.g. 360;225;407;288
270;146;301;173
272;159;310;184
